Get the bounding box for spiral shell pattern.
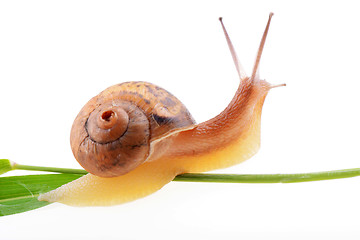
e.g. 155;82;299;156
70;81;195;177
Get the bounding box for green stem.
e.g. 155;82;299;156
12;163;88;175
173;168;360;183
11;163;360;183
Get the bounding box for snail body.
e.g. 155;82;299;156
39;13;283;206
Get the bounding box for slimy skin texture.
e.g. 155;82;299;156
168;79;270;173
38;13;280;206
38;158;179;206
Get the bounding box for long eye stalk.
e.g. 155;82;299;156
219;17;247;81
251;12;274;81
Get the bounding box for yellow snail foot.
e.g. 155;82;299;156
38;159;177;206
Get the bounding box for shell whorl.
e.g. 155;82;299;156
86;104;129;144
70;81;196;178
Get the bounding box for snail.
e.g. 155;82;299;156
38;13;284;206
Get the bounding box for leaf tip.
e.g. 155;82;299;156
0;159;15;175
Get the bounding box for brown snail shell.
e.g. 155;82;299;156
71;81;195;177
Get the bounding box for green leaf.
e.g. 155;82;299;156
0;159;13;175
0;174;83;216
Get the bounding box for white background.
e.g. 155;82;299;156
1;0;360;239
